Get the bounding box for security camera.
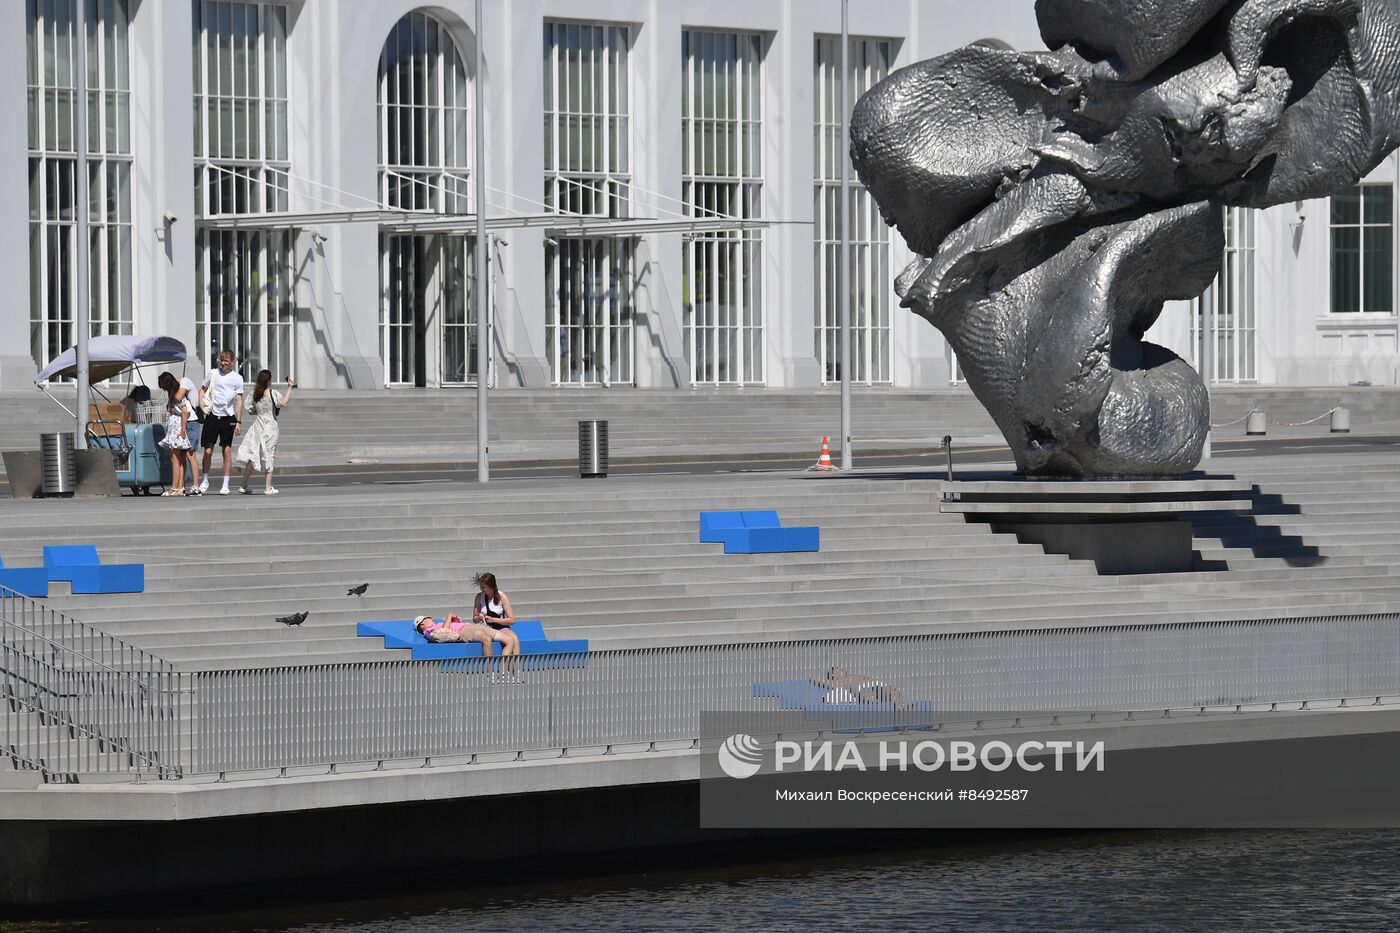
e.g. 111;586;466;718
162;211;178;226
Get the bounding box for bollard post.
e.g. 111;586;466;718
1245;410;1267;436
942;435;953;481
1330;407;1350;433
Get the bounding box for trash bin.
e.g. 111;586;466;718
579;419;608;479
40;432;76;497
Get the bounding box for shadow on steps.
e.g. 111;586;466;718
1187;486;1326;568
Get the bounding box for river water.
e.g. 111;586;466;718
14;830;1400;932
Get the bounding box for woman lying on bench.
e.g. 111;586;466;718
812;666;905;708
414;615;497;656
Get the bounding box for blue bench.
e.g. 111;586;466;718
42;545;144;595
0;557;49;598
698;510;820;554
753;678;935;732
356;618;589;663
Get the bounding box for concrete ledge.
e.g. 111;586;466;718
3;705;1396;823
0;747;698;822
946;478;1252;496
942;500;1251;515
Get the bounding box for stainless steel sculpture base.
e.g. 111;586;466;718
941;478;1252;574
852;0;1400;477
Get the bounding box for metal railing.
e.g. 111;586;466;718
5;607;1400;782
190;613;1400;777
0;587;186;780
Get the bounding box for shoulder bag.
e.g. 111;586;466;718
198;371;216;421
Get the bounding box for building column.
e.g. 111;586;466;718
0;2;38;387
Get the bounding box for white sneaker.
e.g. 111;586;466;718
198;478;209;494
219;486;230;495
265;487;279;496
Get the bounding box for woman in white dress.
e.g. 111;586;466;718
235;370;295;495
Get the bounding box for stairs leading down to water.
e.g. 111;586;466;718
1;453;1397;670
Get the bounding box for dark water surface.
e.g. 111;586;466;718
9;830;1400;932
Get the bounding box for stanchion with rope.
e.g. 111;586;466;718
1279;407;1346;430
1211;409;1266;435
1211;405;1352;436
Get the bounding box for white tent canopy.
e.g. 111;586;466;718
35;335;187;384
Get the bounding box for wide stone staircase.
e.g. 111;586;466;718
5;385;1395;473
2;455;1397;671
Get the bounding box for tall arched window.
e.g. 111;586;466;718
378;10;479;387
193;0;294;380
814;34;891;385
28;0;133;376
544;20;633;386
1194;206;1258;382
684;29;764;386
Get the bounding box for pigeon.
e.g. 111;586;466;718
347;583;370;596
276;611;309;627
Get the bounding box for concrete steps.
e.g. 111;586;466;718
1;449;1397;668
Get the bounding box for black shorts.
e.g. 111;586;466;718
202;414;237;448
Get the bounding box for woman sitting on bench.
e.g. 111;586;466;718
472;572;521;658
414;614;496;656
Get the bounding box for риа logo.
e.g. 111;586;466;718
717;733;764;779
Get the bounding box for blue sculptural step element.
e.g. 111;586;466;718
0;557;50;598
753;678;936;733
698;510;820;554
356;619;588;662
28;545;145;595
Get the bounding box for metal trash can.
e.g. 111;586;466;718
40;432;76;496
579;419;608;479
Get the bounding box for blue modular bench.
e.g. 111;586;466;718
0;556;50;598
698;510;820;554
356;618;589;666
42;545;144;594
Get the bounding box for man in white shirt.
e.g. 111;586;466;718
198;349;246;495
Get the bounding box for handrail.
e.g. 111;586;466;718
0;585;176;686
5;609;1400;783
0;606;177;689
0;587;186;780
187;612;1400;778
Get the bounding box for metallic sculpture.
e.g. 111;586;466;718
852;0;1400;476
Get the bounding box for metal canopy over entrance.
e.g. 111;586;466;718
195;209;768;238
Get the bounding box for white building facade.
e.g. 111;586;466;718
5;0;1396;390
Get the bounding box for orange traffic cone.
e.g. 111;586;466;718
813;436;835;471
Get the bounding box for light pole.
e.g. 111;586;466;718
1201;279;1214;461
839;0;853;470
74;0;91;449
474;0;489;482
